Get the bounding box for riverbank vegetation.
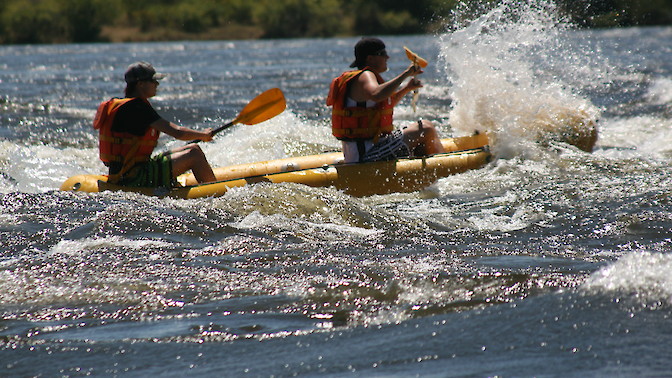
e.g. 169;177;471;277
1;0;670;44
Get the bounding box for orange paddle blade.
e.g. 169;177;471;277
403;46;428;68
235;88;287;125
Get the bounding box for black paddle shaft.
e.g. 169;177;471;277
186;120;234;145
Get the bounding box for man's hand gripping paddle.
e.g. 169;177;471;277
403;46;428;113
188;88;286;144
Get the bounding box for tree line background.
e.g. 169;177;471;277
1;0;671;45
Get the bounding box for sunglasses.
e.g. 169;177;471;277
371;49;388;57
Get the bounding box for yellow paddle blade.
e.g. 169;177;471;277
403;46;428;68
234;88;287;125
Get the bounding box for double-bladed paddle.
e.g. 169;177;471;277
188;87;286;144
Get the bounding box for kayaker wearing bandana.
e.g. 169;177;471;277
94;61;216;187
327;37;445;163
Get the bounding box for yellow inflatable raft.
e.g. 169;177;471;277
60;133;490;198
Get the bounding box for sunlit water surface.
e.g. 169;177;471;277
2;1;672;376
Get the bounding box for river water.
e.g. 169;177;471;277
2;2;672;376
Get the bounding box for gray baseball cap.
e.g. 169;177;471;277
124;61;167;83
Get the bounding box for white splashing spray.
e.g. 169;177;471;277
439;0;602;154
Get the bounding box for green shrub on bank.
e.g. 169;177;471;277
254;0;345;38
0;0;117;44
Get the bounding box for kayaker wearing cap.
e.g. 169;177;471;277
94;61;216;187
327;37;445;163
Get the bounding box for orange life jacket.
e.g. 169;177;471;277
326;69;394;140
93;98;159;182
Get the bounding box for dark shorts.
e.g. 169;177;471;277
362;129;410;162
117;153;174;188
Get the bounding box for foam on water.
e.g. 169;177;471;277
0;141;99;194
235;209;383;241
646;77;672;105
175;111;335;168
599;115;672;159
49;236;176;256
213;182;419;236
582;252;672;308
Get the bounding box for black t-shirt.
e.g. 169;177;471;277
106;98;161;174
112;98;161;136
